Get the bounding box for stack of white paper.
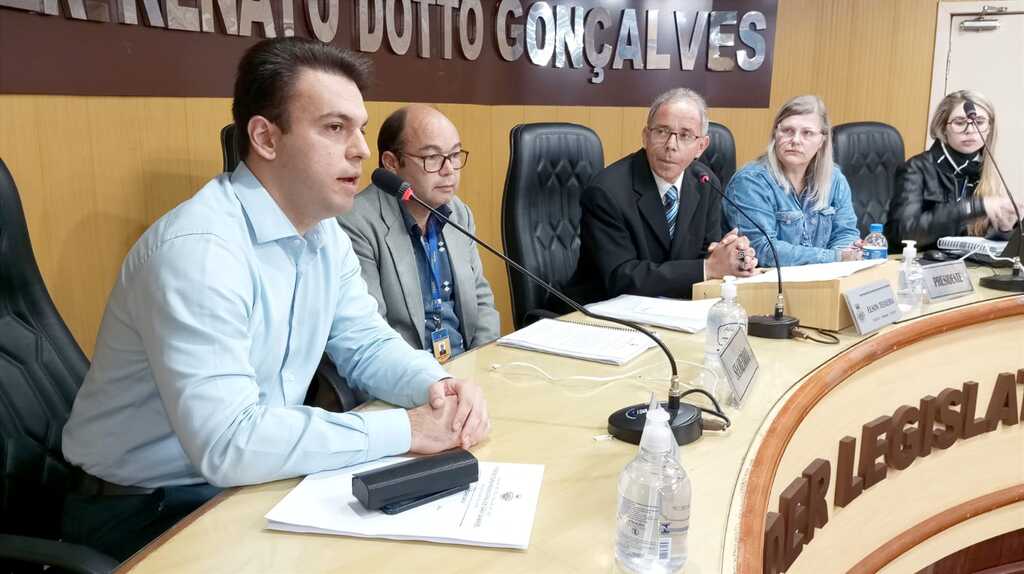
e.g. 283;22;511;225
495;318;657;365
585;295;720;333
735;258;886;284
265;459;545;550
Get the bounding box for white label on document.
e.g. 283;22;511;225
844;279;900;335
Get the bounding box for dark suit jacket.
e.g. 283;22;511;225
567;149;723;304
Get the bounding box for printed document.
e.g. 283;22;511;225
496;318;657;365
266;459;544;549
586;295;719;333
735;258;886;284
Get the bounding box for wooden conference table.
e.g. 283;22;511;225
119;263;1024;574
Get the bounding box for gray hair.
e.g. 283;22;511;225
646;88;709;136
762;94;833;211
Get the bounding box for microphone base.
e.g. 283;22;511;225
979;268;1024;292
748;314;800;339
607;402;703;445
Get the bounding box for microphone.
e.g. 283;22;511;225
370;168;730;445
693;164;799;339
962;99;1024;292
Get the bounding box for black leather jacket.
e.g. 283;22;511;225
890;141;986;250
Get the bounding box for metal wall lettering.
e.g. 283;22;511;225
43;0;87;19
0;0;41;12
525;1;553;66
495;0;523;62
707;10;736;71
737;10;766;71
165;0;200;31
553;4;582;68
280;0;294;36
459;0;483;61
199;0;237;33
644;9;669;70
118;0;165;26
357;0;383;51
307;0;337;42
612;8;641;70
239;0;276;36
436;0;458;59
583;6;611;83
412;0;433;57
675;10;708;71
385;0;413;55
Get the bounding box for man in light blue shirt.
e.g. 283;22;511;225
61;38;489;560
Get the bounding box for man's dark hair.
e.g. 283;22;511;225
377;107;410;168
232;37;372;161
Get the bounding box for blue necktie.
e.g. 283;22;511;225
664;185;679;239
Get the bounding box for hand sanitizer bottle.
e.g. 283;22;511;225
896;240;925;315
614;395;691;573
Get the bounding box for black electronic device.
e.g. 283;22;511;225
370;168;730;445
352;449;478;512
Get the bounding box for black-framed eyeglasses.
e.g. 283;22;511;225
398;150;470;173
947;117;990;134
646;126;701;146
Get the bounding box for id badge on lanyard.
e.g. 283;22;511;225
425;225;452;363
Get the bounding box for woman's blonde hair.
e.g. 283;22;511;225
762;95;833;211
929;90;1000;235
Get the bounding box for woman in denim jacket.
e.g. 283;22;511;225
724;95;862;266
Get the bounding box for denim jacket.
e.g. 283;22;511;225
723;161;861;266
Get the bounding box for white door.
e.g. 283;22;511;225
932;2;1024;201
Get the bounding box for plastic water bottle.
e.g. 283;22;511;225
614;395;691;574
703;276;748;405
896;240;925;314
863;223;888;260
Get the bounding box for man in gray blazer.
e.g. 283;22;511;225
338;105;500;363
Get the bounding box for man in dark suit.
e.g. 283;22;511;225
568;88;758;303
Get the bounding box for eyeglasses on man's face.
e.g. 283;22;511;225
776;127;825;143
946;116;990;134
646;126;701;146
399;150;469;173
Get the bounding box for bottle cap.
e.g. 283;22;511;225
901;239;917;259
869;223;883;233
721;275;737;299
639;393;674;453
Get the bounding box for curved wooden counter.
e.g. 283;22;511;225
119;273;1024;574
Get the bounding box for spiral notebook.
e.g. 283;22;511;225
495;318;657;365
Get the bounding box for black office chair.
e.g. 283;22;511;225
501;123;604;330
217;124;363;411
832;122;905;244
699;121;738;188
0;158;118;574
220;123;240;172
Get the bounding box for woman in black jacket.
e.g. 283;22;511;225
891;90;1019;250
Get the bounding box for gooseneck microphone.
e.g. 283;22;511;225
963;99;1024;292
370;168;730;445
694;164;800;339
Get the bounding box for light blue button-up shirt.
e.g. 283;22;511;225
723;161;861;266
62;163;448;488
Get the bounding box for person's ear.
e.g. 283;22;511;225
381;151;401;171
247;116;278;161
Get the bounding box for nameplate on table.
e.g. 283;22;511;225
718;328;758;405
843;280;900;335
921;260;974;300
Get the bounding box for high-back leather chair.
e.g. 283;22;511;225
0;158;118;573
699;121;737;188
832;122;906;240
220;124;240;172
501;123;604;330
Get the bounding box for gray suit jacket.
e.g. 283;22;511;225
337;184;500;351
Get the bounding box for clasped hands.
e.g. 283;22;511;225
706;228;760;278
408;377;490;454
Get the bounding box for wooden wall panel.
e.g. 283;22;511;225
0;0;943;355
